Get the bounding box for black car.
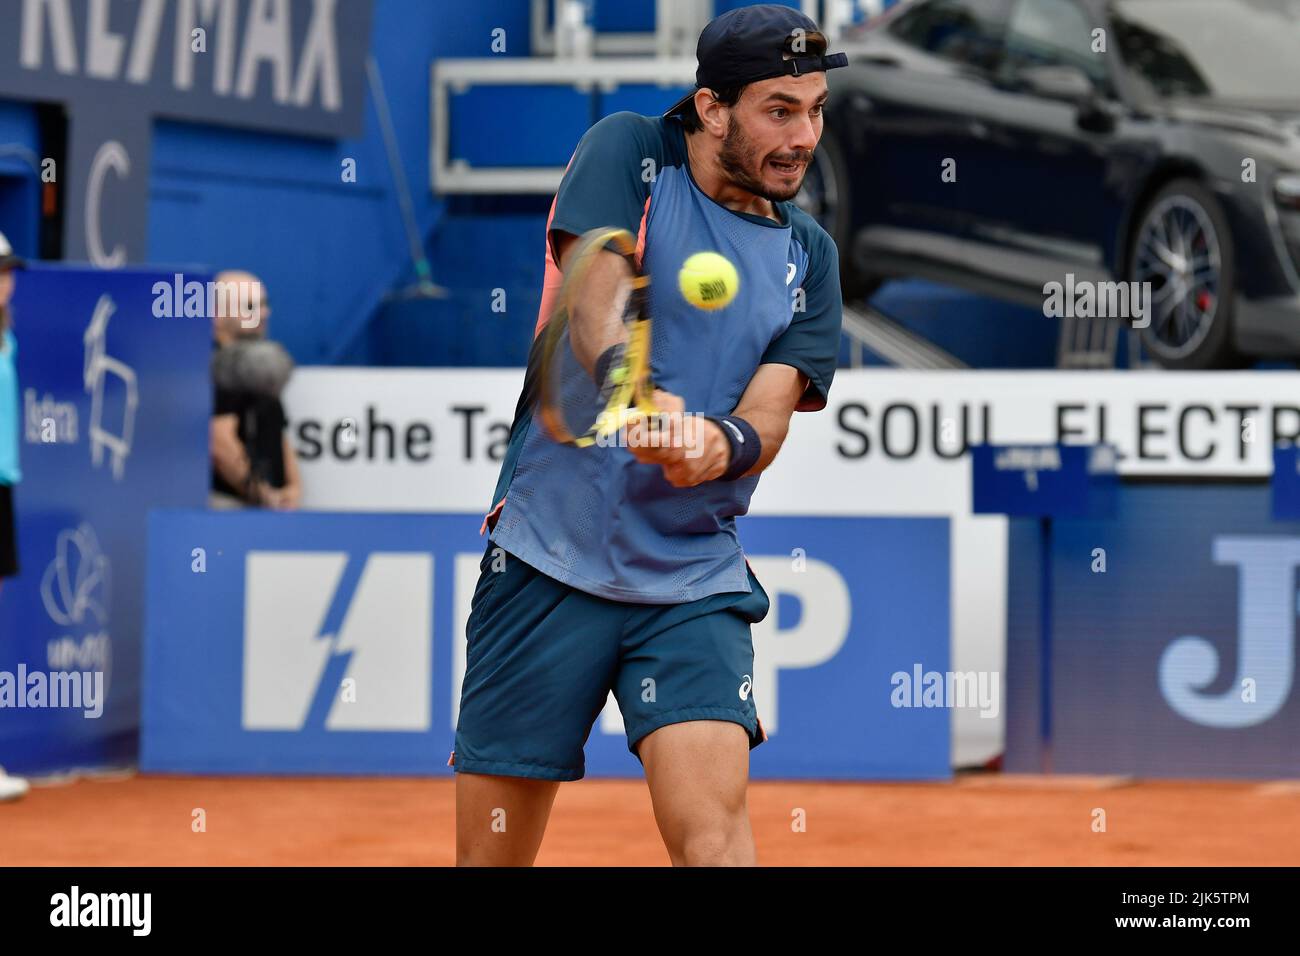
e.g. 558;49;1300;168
800;0;1300;368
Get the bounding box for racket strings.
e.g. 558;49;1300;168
536;226;657;447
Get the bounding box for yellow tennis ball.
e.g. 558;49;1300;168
679;252;739;311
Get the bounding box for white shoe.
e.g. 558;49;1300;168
0;766;30;802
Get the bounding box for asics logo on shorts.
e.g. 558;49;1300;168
739;674;752;701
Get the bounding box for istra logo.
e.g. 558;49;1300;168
1159;537;1298;728
241;551;432;732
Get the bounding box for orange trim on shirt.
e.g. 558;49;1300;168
634;195;650;269
534;189;565;338
479;497;506;535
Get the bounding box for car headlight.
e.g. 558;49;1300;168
1275;174;1300;212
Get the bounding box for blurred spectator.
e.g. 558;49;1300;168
209;270;302;510
0;230;30;802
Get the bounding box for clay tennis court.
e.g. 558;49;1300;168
4;773;1298;866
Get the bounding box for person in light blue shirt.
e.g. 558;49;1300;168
0;231;23;575
0;230;30;802
0;324;20;490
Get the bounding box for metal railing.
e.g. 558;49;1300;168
841;300;967;369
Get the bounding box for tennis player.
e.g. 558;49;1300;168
454;5;846;866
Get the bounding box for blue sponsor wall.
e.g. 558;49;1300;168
1006;483;1300;777
0;0;538;364
0;267;210;774
0;0;1050;374
972;444;1117;519
142;511;950;780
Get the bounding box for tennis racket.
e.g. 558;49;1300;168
534;226;660;447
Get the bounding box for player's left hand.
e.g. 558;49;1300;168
625;390;731;488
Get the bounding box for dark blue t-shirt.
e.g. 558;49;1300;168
487;112;843;603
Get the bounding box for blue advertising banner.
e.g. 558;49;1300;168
142;511;952;780
0;0;375;263
0;266;210;774
1271;446;1300;520
1006;483;1300;777
972;444;1117;518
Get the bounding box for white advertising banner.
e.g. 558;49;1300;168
283;367;1300;765
760;369;1300;515
286;369;1300;512
284;368;523;513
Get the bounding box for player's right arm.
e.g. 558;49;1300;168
546;113;661;375
554;233;635;375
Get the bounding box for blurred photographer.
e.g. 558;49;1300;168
209;271;302;510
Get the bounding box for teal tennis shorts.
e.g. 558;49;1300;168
451;544;770;781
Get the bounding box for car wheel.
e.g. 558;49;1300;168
797;126;879;301
1128;178;1242;369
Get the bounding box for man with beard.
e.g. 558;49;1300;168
209;271;302;511
454;5;845;866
